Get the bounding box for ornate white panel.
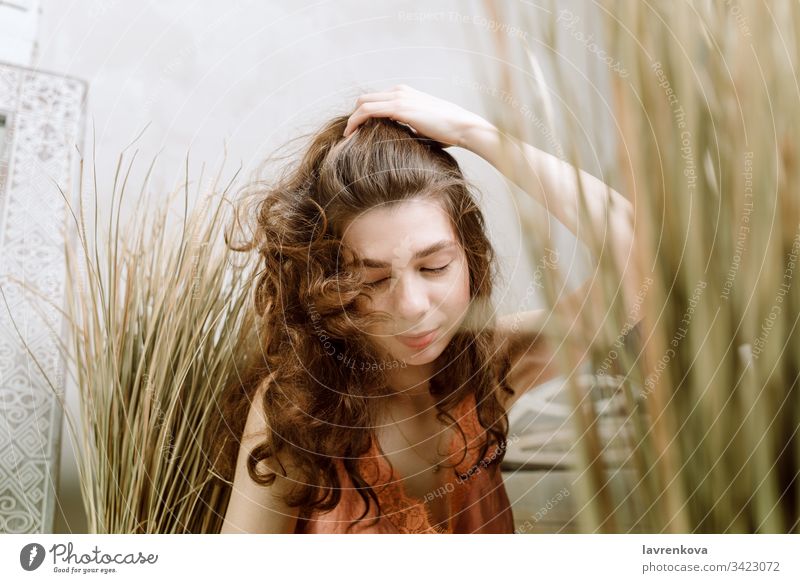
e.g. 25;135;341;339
0;62;86;533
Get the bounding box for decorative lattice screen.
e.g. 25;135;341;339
0;61;86;533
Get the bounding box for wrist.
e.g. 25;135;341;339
458;118;499;152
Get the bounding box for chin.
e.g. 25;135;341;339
399;351;440;367
392;337;448;366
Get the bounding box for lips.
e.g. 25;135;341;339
397;328;439;348
401;329;437;339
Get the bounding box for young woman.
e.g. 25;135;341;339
216;84;641;534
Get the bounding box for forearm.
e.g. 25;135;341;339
461;121;644;325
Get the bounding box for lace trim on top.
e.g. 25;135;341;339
354;391;501;534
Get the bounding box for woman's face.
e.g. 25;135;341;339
341;198;472;367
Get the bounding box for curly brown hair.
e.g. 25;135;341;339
209;114;517;532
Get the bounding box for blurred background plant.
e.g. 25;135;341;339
487;0;799;532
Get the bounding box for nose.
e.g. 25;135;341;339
391;272;431;326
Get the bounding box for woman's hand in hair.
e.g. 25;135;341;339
342;84;494;149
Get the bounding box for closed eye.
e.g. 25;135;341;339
422;264;450;274
365;264;451;288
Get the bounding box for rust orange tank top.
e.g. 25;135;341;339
294;391;515;534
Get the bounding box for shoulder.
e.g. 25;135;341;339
220;385;301;533
493;309;563;412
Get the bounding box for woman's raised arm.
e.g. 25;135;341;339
462;120;643;329
469;124;644;404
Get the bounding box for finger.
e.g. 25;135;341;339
343;102;403;136
353;91;397;107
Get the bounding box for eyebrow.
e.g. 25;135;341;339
356;240;457;269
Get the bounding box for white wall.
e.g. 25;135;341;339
0;0;40;66
29;0;618;533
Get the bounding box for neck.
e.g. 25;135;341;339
382;360;437;413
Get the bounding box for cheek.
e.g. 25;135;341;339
353;294;370;315
353;295;389;335
459;262;471;301
444;261;471;314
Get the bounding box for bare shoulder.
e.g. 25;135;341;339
219;385;301;534
493;308;563;413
